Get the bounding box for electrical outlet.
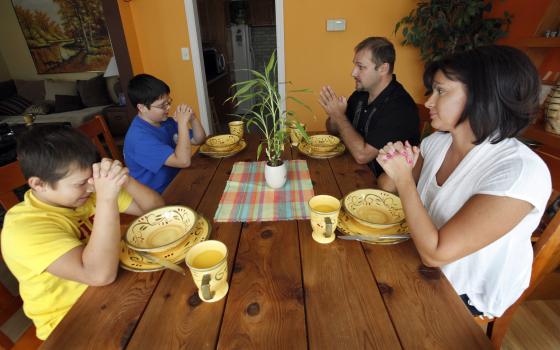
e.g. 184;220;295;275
181;47;190;61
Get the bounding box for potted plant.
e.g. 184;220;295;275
227;51;310;188
394;0;512;63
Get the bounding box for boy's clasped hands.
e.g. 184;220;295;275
90;158;129;200
172;104;196;126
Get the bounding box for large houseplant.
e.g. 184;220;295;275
394;0;512;63
227;51;310;188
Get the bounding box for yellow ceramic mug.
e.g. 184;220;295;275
288;122;306;146
308;195;341;244
23;114;35;126
185;240;229;302
228;120;244;140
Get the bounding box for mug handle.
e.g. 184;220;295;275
201;274;215;301
324;217;333;238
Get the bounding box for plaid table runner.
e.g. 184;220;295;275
214;160;314;222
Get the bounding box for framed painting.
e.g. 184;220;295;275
11;0;113;74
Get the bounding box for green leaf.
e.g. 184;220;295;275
257;142;263;160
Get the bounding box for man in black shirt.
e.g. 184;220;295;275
320;37;419;176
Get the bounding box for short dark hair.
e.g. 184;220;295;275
355;37;396;73
127;74;170;109
423;45;540;144
17;125;98;186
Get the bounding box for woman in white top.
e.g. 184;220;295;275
376;45;551;317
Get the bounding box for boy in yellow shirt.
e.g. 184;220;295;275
1;125;164;340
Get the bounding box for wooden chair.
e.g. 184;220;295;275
476;189;560;348
0;161;42;349
78;115;123;162
417;103;432;140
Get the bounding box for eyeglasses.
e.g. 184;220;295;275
151;98;173;110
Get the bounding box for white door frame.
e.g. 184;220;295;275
183;0;286;135
183;0;211;134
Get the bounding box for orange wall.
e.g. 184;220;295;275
284;0;423;131
118;0;557;132
117;0;199;114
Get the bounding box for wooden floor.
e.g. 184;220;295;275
502;300;560;350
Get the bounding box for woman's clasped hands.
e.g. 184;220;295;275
376;140;420;182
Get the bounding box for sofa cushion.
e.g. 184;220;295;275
14;79;45;103
0;95;31;116
0;80;16;100
24;101;54;115
77;75;112;107
54;94;83;113
45;79;77;101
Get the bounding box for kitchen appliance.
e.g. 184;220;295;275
230;23;254;114
203;48;226;81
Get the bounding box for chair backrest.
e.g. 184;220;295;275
489;152;560;349
0;161;39;349
0;161;26;211
417;103;432;140
78;115;122;162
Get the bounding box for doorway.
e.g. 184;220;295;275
184;0;285;134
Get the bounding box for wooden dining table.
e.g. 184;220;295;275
40;134;492;349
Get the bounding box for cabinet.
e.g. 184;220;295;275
249;0;275;26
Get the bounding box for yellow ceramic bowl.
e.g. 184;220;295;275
125;205;198;253
205;134;240;152
342;189;405;228
308;134;340;153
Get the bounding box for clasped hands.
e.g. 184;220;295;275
319;86;347;123
172;104;195;126
90;158;129;200
376;141;420;183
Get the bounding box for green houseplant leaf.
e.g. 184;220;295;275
394;0;512;63
226;51;312;166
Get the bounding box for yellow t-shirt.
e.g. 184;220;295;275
1;190;133;340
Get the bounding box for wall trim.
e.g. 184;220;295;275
275;0;286;116
183;0;212;134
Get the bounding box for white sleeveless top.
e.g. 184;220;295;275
417;132;551;316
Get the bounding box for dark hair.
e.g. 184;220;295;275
127;74;170;109
17;125;98;186
423;45;540;144
355;37;396;73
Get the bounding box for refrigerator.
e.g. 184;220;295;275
230;24;254;114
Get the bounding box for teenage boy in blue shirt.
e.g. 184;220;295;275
124;74;206;193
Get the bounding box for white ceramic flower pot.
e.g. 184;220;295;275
265;161;287;189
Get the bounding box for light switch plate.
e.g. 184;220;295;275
181;47;190;61
326;19;346;32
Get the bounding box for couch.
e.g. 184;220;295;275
0;75;115;128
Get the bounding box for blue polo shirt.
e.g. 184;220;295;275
124;117;191;193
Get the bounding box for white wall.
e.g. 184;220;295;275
0;0;98;81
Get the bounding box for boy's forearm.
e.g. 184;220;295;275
174;123;192;164
82;198;121;285
124;177;165;213
190;117;207;144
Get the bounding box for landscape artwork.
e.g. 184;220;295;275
11;0;113;74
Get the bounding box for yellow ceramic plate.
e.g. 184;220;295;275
199;139;247;158
125;206;198;253
342;189;405;228
308;134;340;152
120;214;212;272
298;142;345;159
204;134;240;152
337;210;409;245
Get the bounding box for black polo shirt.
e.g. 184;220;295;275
345;75;419;175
